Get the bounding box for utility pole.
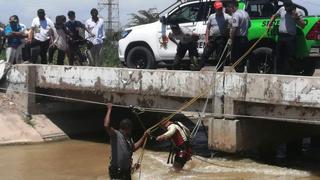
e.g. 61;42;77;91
97;0;120;40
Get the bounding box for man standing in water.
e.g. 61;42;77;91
104;103;149;180
156;120;192;170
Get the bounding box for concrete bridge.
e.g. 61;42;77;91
2;64;320;153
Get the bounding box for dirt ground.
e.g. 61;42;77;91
0;93;18;112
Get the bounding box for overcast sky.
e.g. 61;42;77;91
0;0;318;28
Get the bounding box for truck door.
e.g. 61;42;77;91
194;2;216;55
158;2;203;60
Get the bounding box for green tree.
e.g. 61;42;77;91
128;8;159;26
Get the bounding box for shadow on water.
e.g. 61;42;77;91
45;104;320;177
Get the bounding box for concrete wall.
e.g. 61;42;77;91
3;65;320;152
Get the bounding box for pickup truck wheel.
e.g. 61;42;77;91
248;47;274;74
302;59;315;76
127;46;155;69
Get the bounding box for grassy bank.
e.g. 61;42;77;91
0;40;121;67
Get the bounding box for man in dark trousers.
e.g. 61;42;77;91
48;15;69;65
104;103;149;180
27;9;55;64
65;11;93;65
227;1;251;72
156;120;192;171
169;23;199;70
198;1;232;71
267;0;305;74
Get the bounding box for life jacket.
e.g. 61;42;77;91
167;121;192;165
170;121;191;147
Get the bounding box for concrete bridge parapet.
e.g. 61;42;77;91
2;65;320;153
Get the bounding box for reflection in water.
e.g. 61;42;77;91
0;138;318;180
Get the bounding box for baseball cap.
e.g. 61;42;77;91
214;1;223;9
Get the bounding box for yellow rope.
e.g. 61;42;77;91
135;31;269;172
231;31;268;70
149;88;209;133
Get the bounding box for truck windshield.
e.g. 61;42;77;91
167;3;202;24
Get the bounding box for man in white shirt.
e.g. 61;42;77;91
28;9;55;64
85;8;106;67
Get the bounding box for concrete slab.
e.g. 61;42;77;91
0;111;43;145
209;118;239;153
31;115;68;141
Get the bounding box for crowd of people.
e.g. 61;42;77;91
0;8;106;66
164;0;305;74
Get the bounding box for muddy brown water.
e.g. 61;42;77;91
0;139;319;180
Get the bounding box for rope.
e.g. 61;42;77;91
0;87;187;114
131;106;147;131
231;31;268;70
148;89;209;133
136;137;148;180
3;86;318;123
192;155;235;168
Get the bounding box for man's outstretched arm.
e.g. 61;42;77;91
156;125;176;142
133;131;149;152
104;103;115;136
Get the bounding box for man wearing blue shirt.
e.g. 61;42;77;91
5;15;27;64
65;11;93;65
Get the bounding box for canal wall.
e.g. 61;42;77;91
2;64;320;152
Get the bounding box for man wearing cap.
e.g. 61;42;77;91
198;1;232;71
227;1;251;72
168;23;199;70
267;0;305;74
4;15;27;64
28;9;55;64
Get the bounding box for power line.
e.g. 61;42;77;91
98;0;120;36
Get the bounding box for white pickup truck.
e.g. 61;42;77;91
118;0;319;75
118;0;211;69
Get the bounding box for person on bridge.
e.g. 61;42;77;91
156;120;192;170
168;23;200;70
27;9;55;64
227;1;251;72
48;15;69;65
104;103;149;180
198;1;232;71
4;15;27;64
267;0;305;74
85;8;106;67
65;10;94;65
0;26;6;54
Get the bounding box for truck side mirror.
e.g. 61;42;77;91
160;16;168;25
